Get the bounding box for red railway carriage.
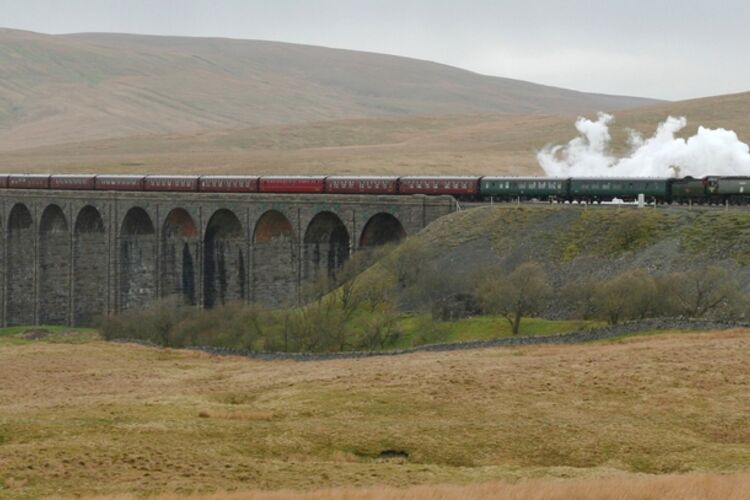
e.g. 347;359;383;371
398;176;480;196
144;175;199;192
95;175;146;191
8;174;51;189
259;176;326;194
325;176;399;195
0;174;9;188
50;175;96;190
198;176;259;193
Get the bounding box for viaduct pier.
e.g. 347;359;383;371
0;190;455;327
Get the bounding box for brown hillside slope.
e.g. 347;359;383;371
0;28;658;151
1;92;748;175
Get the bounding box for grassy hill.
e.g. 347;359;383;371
0;28;746;176
1;327;749;497
1;91;748;175
0;28;657;153
372;204;750;308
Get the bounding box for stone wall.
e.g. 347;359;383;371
0;191;455;326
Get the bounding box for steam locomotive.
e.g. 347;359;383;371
1;173;747;204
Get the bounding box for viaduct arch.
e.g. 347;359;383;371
74;206;106;325
162;208;199;306
359;212;406;247
204;209;246;308
303;211;350;280
7;203;34;326
119;207;157;311
0;191;455;326
253;210;295;307
39;204;70;325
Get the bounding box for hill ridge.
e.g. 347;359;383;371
0;28;659;151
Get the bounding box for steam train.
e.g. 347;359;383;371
0;173;748;204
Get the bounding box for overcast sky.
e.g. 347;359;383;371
2;0;749;100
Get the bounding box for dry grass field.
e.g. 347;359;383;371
143;472;750;499
1;328;749;498
2;92;748;176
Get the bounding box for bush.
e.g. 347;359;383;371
562;266;747;325
656;267;744;319
100;296;195;347
475;261;552;335
354;302;402;350
560;280;598;320
593;270;657;325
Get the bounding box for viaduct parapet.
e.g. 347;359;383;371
0;190;456;327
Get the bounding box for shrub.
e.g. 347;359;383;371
476;261;552;335
99;296;195;347
592;270;658;325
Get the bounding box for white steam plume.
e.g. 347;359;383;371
538;113;750;178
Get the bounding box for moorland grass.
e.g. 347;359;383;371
0;328;749;497
123;471;750;499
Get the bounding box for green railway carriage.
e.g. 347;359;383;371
669;177;706;202
714;176;750;203
670;176;750;204
568;178;670;202
480;177;569;200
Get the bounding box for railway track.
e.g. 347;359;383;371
456;199;748;211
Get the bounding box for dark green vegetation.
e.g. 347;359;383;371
0;326;98;346
101;205;750;352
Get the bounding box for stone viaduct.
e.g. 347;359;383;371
0;189;456;327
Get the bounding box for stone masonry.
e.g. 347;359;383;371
0;190;456;327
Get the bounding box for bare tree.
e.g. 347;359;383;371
560;280;598;320
476;262;552;335
593;270;657;325
658;267;742;318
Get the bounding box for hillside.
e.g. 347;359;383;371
0;28;657;153
1;91;748;175
386;204;750;301
1;327;749;497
